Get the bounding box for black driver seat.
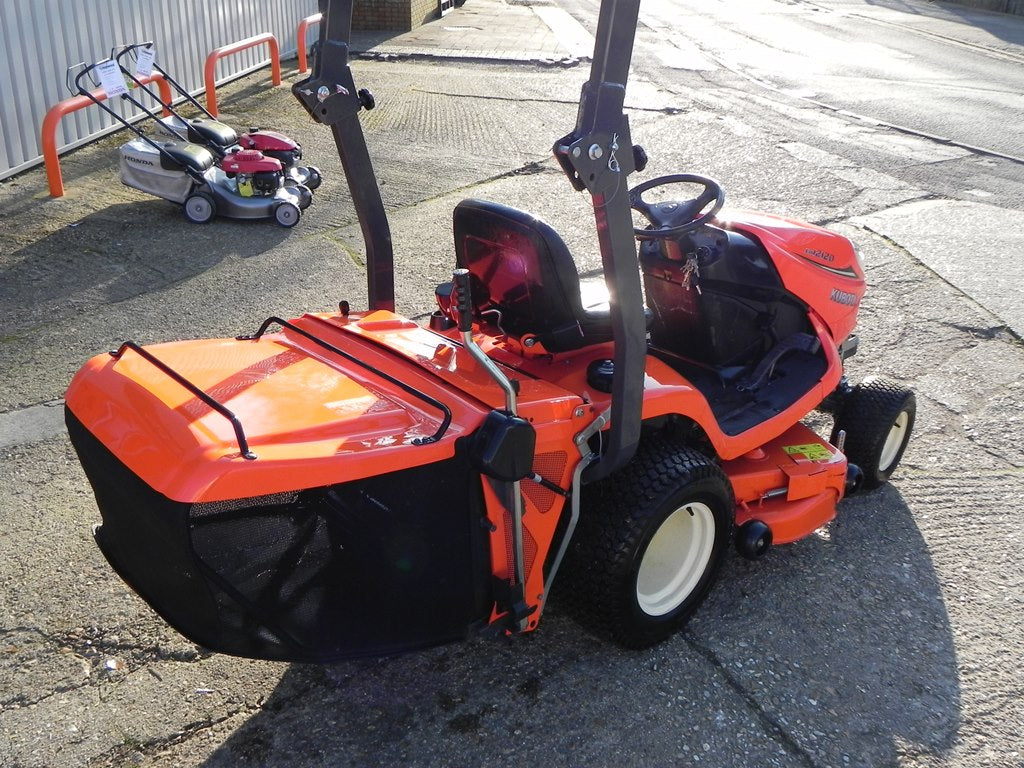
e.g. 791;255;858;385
453;199;632;353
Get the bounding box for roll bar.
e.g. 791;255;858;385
552;0;644;481
292;1;395;312
295;0;645;480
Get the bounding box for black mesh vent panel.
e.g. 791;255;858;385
522;451;567;514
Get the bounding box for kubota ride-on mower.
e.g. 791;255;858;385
65;0;915;660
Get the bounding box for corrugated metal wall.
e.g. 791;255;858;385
0;0;319;180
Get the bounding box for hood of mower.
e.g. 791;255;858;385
725;210;865;344
65;311;582;504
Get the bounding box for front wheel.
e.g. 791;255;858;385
274;201;301;228
831;377;915;489
559;436;734;648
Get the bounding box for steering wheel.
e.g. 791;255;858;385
629;174;724;239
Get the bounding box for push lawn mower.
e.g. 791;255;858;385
113;42;324;192
70;59;310;227
65;0;916;660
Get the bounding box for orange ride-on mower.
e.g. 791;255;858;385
65;0;915;660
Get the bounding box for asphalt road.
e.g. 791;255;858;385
632;0;1024;161
1;1;1023;767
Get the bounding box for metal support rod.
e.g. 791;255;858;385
508;477;527;630
329;119;395;311
537;451;589;612
452;268;528;624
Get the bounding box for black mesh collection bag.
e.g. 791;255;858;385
67;409;492;662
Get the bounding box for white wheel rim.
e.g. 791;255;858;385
879;410;909;471
277;204;298;225
636;501;716;617
187;197;211;220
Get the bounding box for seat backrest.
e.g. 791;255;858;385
453;199;589;352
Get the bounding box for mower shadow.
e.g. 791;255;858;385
0;200;291;337
200;485;960;768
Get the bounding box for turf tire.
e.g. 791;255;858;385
831;377;915;490
559;436;734;649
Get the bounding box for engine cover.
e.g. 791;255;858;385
239;129;298;153
222;149;283;175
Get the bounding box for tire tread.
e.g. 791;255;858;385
831;377;915;489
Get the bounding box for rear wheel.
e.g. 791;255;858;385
294;184;313;210
274;201;301;228
183;192;215;224
560;436;734;648
305;166;322;190
831;377;915;489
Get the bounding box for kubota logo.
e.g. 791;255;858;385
830;288;858;306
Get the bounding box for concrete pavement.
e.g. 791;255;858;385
352;0;593;63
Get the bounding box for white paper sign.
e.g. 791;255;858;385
95;58;127;97
135;46;155;78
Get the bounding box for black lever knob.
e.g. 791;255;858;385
633;144;648;173
452;268;474;333
358;88;376;110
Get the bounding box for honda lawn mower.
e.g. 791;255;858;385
114;42;324;192
65;0;916;661
70;59;310;226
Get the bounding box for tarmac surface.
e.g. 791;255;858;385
1;0;1023;767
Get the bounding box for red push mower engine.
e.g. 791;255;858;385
237;128;308;178
221;148;293;198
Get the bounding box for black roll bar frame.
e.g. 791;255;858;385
294;0;645;481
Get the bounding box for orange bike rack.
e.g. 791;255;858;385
297;13;323;73
42;74;173;198
204;33;282;117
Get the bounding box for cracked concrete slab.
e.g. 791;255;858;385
853;199;1024;337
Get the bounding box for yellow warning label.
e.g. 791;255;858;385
783;443;832;461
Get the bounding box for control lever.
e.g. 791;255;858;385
452;268;475;334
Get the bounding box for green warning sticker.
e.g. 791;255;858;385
783;443;832;461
